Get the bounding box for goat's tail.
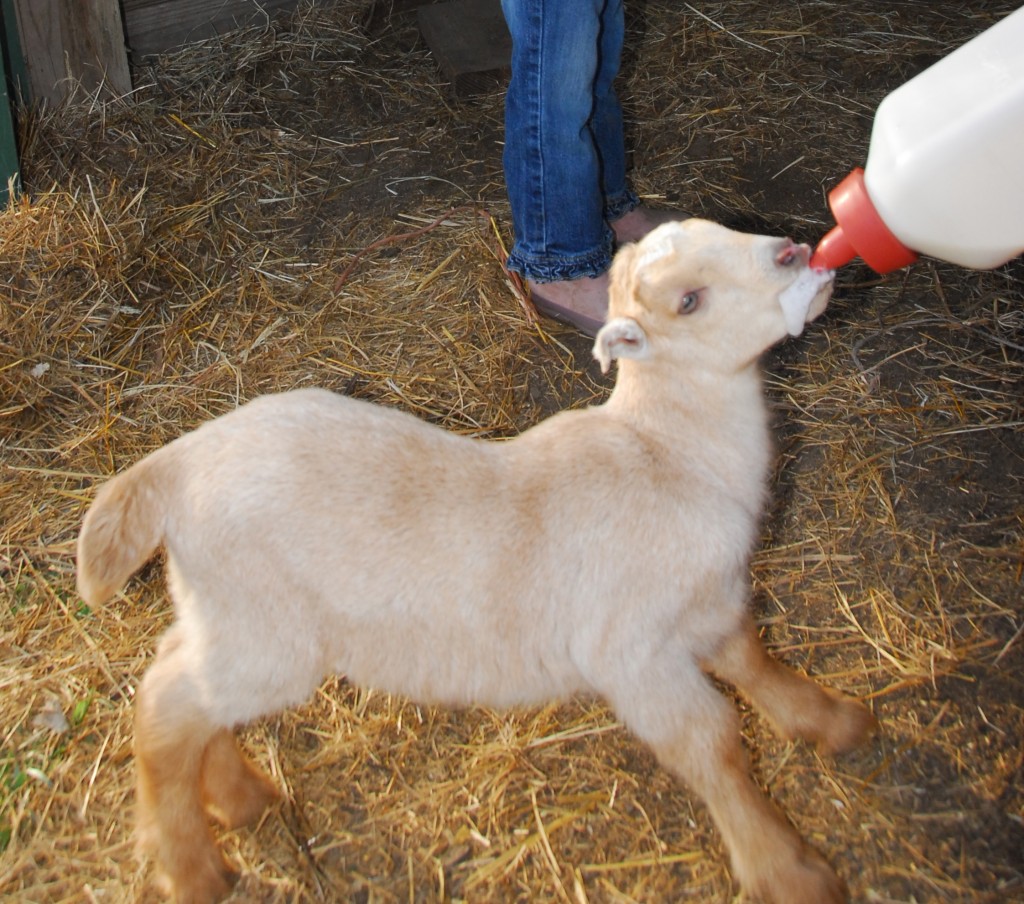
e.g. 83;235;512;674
77;453;172;605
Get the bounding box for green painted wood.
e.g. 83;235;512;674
0;0;23;202
1;0;27;99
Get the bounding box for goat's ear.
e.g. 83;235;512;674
593;317;650;373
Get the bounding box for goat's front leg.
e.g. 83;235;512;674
605;656;847;904
702;615;877;755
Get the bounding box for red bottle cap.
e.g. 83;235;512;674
810;167;919;273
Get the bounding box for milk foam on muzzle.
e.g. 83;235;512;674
778;267;833;337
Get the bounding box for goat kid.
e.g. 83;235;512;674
77;219;877;904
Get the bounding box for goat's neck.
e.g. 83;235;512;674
604;359;773;485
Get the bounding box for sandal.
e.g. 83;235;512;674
530;288;605;337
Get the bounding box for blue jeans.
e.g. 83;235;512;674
500;0;640;282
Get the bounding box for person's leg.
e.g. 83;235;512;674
501;0;611;282
500;0;684;335
591;0;687;246
590;0;639;227
500;0;614;333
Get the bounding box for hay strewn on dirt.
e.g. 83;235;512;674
1;1;1022;901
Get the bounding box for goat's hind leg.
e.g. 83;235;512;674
135;627;238;904
702;615;877;755
607;657;847;904
201;728;280;830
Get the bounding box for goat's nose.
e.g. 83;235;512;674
775;240;811;268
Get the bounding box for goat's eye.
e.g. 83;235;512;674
678;291;701;315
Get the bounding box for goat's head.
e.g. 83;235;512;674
594;219;834;374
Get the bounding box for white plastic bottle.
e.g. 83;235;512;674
811;6;1024;273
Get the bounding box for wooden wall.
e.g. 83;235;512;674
3;0;303;106
122;0;300;58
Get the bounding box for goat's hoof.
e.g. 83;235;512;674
156;851;239;904
168;870;237;904
817;692;879;756
744;846;848;904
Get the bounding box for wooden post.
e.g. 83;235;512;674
10;0;131;105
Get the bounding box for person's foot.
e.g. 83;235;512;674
527;208;687;337
528;272;609;338
611;206;686;245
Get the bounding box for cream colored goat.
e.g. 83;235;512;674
77;219;876;904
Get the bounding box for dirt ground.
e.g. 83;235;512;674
1;1;1022;902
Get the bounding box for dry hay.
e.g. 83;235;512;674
1;1;1022;901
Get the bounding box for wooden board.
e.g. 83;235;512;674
417;0;511;98
9;0;131;105
122;0;300;57
367;0;443;32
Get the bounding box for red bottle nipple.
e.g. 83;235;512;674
810;168;919;273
